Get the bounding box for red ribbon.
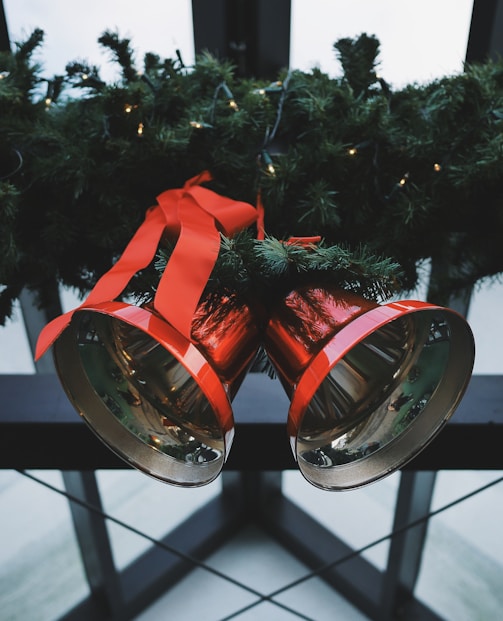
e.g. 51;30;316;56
285;236;322;247
35;172;258;360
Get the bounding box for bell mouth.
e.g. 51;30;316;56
53;302;235;487
290;301;475;491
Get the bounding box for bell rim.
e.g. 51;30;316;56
288;299;475;490
53;301;235;486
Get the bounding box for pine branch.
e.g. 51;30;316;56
98;31;138;83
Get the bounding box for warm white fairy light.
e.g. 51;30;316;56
348;147;358;156
260;151;276;176
137;122;144;136
433;162;442;172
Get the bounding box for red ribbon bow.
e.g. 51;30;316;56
35;171;258;360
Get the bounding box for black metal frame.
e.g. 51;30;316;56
2;372;503;621
191;0;291;79
1;372;502;472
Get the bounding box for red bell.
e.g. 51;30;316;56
53;293;260;486
264;285;475;490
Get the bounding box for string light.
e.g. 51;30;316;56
253;81;284;96
81;73;89;81
44;97;52;109
399;172;409;186
221;83;239;111
433;162;442;172
137;122;144;136
266;80;283;93
347;140;373;157
189;120;212;129
260;150;276;176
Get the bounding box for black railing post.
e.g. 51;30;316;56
192;0;291;79
62;471;125;620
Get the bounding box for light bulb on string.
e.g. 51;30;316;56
137;122;144;137
221;82;239;111
189;120;213;130
347;140;373;158
253;81;283;97
433;162;442;172
259;150;276;176
385;171;410;201
266;80;283;93
210;81;240;124
399;172;409;187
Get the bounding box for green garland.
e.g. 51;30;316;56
1;29;502;322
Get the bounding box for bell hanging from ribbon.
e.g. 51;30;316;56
52;292;259;487
35;172;261;486
264;285;475;491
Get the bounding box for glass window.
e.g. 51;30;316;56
468;280;503;374
96;470;222;570
0;303;35;373
290;0;473;86
0;470;90;621
415;470;503;620
4;0;195;80
283;469;401;571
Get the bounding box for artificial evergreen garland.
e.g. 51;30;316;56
1;29;503;323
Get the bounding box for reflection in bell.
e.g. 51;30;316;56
264;286;475;491
53;294;259;487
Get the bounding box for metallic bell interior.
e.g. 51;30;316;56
264;287;475;491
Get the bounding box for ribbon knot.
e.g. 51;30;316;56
35;172;258;360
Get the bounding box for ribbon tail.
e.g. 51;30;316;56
256;190;265;240
188;186;258;237
85;206;168;305
155;198;220;339
35;310;75;360
35;206;169;360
